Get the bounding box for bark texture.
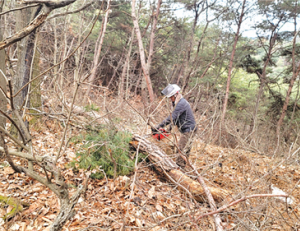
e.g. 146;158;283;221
221;0;246;124
0;0;6;128
85;0;110;100
130;135;231;203
131;0;155;102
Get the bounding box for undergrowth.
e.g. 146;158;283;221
70;125;139;179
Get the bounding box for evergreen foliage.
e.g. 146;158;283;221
84;103;100;112
71;125;136;179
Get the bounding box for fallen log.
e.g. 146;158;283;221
130;135;231;204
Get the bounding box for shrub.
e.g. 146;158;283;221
84;103;99;112
71;125;136;179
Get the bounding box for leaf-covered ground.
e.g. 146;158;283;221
1;117;300;230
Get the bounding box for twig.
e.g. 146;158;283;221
47;1;94;20
196;194;289;220
124;97;165;129
0;126;29;151
172;132;224;230
129;142;140;199
12;5;103;98
161;167;195;199
0;109;26;145
54;82;80;164
0;3;39;16
196;174;223;231
0;132;21;173
8;80;14;110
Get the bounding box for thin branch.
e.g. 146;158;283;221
23;0;76;9
8;80;14;110
11;108;32;143
47;1;94;20
197;194;289;220
12;5;102;98
54;82;80;164
0;146;46;162
0;84;9;104
196;175;223;231
0;7;51;50
129;143;140;199
0;132;21;173
19;166;60;196
0;126;29;151
0;3;39;16
0;109;26;144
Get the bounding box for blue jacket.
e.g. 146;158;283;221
158;98;197;133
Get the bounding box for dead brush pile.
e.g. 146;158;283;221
1;96;300;230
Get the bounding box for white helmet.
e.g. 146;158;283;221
161;84;181;98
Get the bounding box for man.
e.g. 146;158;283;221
155;84;197;168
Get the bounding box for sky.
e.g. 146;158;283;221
171;1;297;38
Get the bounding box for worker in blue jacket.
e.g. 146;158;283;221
156;84;197;168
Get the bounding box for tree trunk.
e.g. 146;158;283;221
0;0;6;128
248;28;280;142
119;29;134;99
276;13;299;139
130;135;231;203
131;0;154;103
85;0;110;101
10;4;34;137
50;190;84;231
14;4;33;109
221;0;246;125
147;0;162;71
29;30;42;123
181;2;201;92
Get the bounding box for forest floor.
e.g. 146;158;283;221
1;99;300;231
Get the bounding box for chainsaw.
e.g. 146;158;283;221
151;128;171;141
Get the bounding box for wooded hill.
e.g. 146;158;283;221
1;0;300;230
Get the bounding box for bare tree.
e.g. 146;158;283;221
180;0;209;92
0;1;97;229
84;0;110;101
0;0;6;128
249;9;286;143
276;3;299;148
131;0;161;103
221;0;247;125
119;28;134;99
0;0;77;50
0;78;89;230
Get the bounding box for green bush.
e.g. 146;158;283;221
70;126;136;179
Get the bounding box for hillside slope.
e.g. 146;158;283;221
1;100;300;230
